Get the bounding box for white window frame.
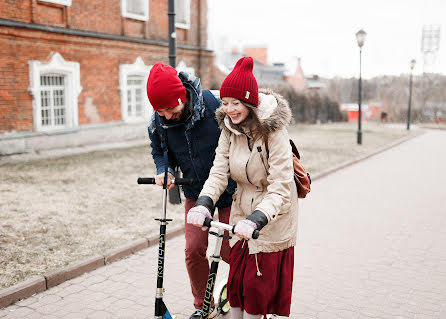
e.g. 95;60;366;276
175;0;190;29
28;52;82;132
38;0;72;6
121;0;149;21
119;57;153;123
176;60;195;76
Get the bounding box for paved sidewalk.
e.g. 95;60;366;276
1;130;446;318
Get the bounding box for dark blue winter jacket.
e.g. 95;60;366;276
148;72;235;208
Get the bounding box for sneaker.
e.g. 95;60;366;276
189;309;202;319
189;306;217;319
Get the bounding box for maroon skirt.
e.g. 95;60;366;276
227;240;294;317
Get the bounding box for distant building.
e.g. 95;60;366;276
0;0;214;155
284;57;306;90
216;47;287;86
284;58;325;91
340;103;382;122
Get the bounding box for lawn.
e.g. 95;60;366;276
0;121;419;289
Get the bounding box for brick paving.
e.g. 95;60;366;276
1;130;446;318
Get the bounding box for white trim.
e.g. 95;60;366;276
176;60;195;76
28;52;82;132
38;0;72;6
121;0;149;21
119;57;153;123
175;0;190;29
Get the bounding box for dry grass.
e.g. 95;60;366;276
0;146;184;289
0;122;418;289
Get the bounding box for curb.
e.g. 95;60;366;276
418;125;446;131
0;225;184;309
0;132;421;309
310;132;423;182
0;276;46;309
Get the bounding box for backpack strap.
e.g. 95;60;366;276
265;137;301;160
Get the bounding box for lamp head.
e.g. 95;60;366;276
356;29;367;48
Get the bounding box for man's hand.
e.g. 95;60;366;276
155;172;175;189
234;219;258;240
187;206;212;230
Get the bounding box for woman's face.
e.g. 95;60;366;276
222;97;250;124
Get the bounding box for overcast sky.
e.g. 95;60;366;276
207;0;446;79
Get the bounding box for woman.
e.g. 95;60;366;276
187;57;298;318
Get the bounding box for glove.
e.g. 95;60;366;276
187;205;212;230
234;219;258;240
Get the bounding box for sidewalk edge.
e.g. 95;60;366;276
0;225;184;309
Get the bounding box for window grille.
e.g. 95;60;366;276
39;75;66;128
126;0;145;16
175;0;190;28
122;0;148;20
126;75;144;118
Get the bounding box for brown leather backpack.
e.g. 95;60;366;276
265;138;311;198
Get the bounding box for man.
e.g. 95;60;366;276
146;62;235;319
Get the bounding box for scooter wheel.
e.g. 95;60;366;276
217;283;230;315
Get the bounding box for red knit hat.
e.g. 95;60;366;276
220;57;258;106
146;62;187;110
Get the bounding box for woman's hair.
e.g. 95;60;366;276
233;102;269;142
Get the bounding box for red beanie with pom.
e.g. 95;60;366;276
220;57;258;106
146;62;187;110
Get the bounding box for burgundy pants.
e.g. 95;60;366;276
184;198;231;309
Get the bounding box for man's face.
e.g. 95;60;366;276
157;103;185;121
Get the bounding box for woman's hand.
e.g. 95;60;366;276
234;219;258;240
187;205;212;230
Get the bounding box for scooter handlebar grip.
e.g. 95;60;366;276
231;226;260;240
137;177;156;184
203;217;212;228
137;177;195;185
173;178;195;185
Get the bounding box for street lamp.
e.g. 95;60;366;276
355;29;367;144
407;59;416;130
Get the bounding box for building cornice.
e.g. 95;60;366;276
0;18;212;52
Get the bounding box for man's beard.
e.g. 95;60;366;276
164;101;192;124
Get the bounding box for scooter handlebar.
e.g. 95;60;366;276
137;177;195;185
203;217;259;239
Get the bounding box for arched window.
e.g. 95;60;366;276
29;53;82;131
119;57;153;122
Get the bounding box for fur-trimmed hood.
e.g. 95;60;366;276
216;88;292;135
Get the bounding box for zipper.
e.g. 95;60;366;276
257;146;268;173
244;134;253;185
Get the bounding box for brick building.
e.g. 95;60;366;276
0;0;214;155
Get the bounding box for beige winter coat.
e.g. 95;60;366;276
200;88;299;254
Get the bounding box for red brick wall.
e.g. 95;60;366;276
0;0;32;23
0;0;212;134
0;0;206;47
0;27;214;134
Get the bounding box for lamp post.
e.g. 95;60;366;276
167;0;176;67
407;59;416;130
355;29;367;144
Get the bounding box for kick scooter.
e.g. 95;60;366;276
137;176;194;319
199;217;259;319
